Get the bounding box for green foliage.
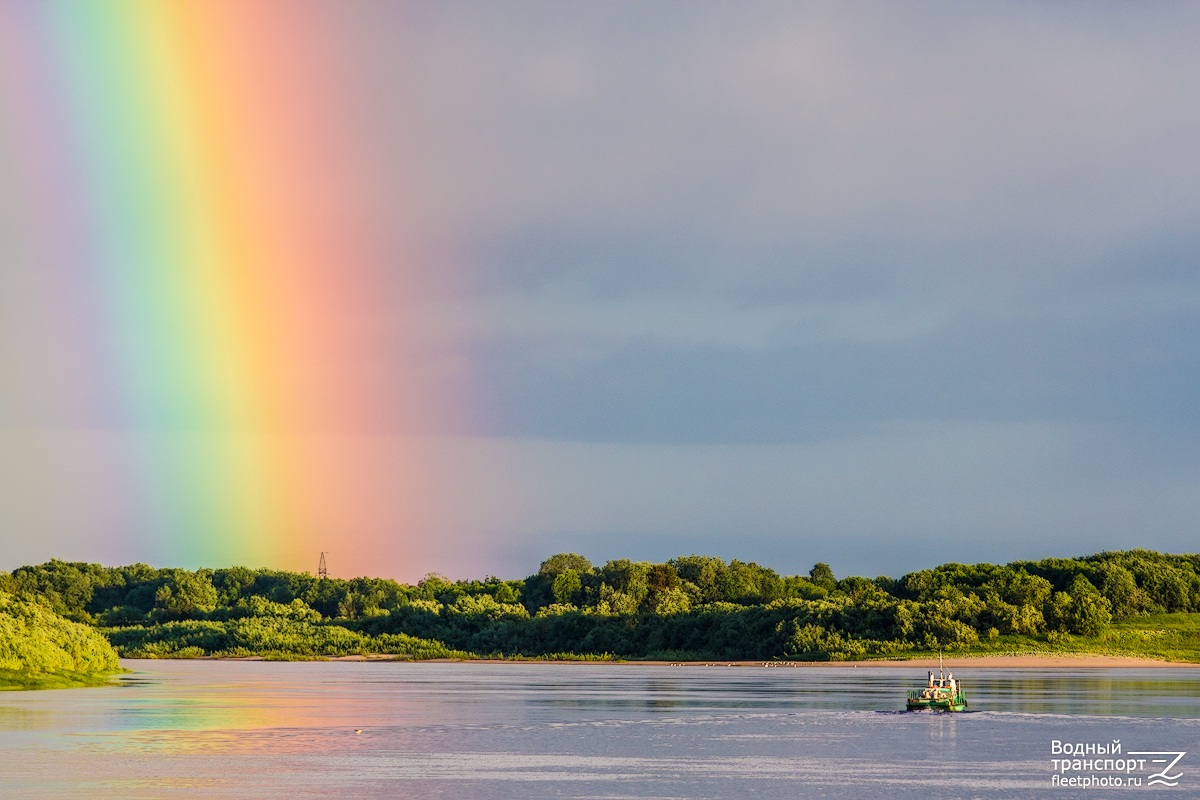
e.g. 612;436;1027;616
9;548;1200;664
109;616;467;660
227;596;322;622
0;668;119;690
539;553;594;577
599;560;650;606
670;555;725;602
1094;562;1146;618
719;560;784;604
8;559;127;623
782;575;827;600
809;562;836;590
1048;575;1113;636
153;570;219;620
652;588;691;616
551;569;583;605
0;591;120;688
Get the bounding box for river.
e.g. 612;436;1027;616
2;660;1198;797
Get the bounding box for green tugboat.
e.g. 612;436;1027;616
906;656;967;712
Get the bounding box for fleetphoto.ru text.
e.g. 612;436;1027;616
1051;739;1186;789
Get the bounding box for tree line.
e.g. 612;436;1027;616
2;549;1198;661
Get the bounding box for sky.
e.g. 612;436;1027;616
1;1;1199;581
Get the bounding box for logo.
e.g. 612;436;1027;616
1125;751;1186;787
1051;740;1186;789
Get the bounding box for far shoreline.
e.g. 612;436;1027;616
124;653;1200;669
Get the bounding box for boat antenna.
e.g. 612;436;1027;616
939;650;944;680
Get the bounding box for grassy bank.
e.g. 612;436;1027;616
0;591;123;690
0;667;123;690
1096;612;1200;662
860;613;1200;664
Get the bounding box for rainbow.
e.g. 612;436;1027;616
0;2;464;576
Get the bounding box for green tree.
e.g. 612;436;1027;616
1094;563;1144;618
552;569;583;605
539;553;593;577
781;575;827;600
809;563;836;591
1060;576;1112;636
670;555;725;602
415;573;459;604
647;563;681;593
652;588;691;615
153;571;219;620
595;583;639;615
600;560;650;606
718;560;783;604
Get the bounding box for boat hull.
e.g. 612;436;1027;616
905;697;967;712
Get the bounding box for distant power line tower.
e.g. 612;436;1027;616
318;552;328;579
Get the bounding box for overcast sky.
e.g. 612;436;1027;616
4;2;1200;580
380;2;1200;577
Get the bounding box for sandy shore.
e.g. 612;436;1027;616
313;653;1197;668
791;654;1196;669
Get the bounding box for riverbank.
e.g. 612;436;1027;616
780;654;1196;668
0;667;126;690
248;652;1196;668
647;654;1196;668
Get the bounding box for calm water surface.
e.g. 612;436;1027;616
2;660;1199;798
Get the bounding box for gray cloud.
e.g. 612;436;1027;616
8;424;1190;580
354;2;1200;301
409;289;964;358
421;421;1200;578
